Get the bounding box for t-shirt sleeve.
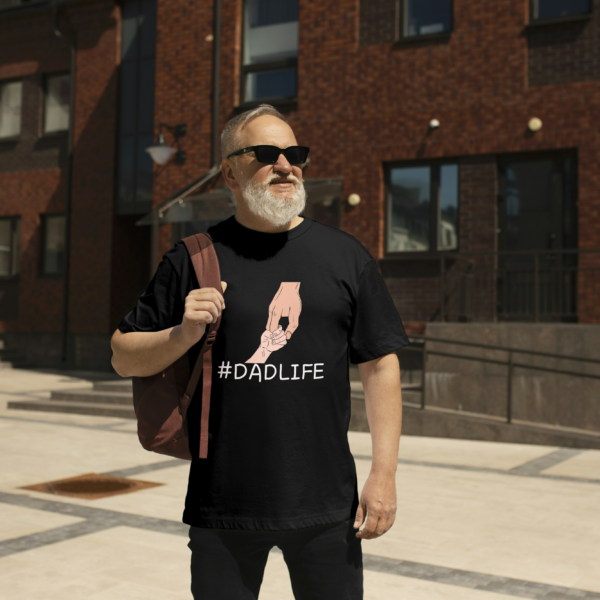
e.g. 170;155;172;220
117;245;184;334
348;259;410;364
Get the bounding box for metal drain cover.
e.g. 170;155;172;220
20;473;163;500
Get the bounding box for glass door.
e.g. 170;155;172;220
497;151;577;321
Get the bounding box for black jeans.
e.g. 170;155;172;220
188;518;363;599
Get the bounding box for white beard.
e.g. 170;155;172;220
239;171;306;228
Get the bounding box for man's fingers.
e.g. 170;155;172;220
188;288;225;310
267;304;282;332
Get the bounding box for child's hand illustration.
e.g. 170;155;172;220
247;326;287;363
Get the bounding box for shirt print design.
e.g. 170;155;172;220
215;281;325;382
246;282;301;364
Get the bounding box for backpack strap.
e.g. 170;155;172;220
182;232;223;459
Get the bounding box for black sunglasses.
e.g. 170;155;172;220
227;145;310;165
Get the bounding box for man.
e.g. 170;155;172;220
111;104;409;599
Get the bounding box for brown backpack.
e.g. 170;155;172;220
131;232;223;461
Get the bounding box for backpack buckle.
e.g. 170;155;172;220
205;331;217;346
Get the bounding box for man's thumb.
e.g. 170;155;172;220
353;505;364;528
221;281;228;293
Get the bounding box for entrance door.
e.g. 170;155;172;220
497;152;577;321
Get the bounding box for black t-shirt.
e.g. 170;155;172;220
118;215;409;531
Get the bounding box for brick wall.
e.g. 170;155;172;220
0;1;121;357
528;0;600;87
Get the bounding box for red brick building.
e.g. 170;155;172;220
1;0;599;369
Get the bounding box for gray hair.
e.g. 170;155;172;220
221;104;288;160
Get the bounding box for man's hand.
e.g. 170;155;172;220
181;282;227;346
353;471;397;539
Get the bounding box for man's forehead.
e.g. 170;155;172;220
239;115;297;147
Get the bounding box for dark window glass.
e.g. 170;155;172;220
438;165;458;251
42;215;66;276
138;59;155;132
117;0;156;213
136;134;154;205
245;69;297;102
139;0;157;58
118;137;135;204
0;217;20;277
0;80;22;138
121;1;139;61
119;62;137;136
44;74;71;133
387;162;459;253
404;0;452;37
242;0;298;103
388;167;431;252
534;0;590;20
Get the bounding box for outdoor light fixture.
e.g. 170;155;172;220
146;123;187;165
528;117;543;132
429;118;440;129
347;193;360;206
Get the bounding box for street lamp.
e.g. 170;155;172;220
146;123;187;165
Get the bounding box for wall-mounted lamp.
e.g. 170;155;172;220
347;193;360;206
146;123;187;165
429;118;440;129
528;117;543;133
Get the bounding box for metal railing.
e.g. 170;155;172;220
404;335;600;426
430;248;600;323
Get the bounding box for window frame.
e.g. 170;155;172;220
39;213;67;278
238;0;299;109
0;215;21;279
0;78;24;141
396;0;454;43
384;158;460;259
529;0;593;25
42;72;71;136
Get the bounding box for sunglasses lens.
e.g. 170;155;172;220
284;147;309;164
255;146;280;163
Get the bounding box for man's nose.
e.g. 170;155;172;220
273;152;293;173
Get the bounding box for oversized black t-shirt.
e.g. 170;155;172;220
118;215;409;531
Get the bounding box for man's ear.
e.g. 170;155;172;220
221;159;240;191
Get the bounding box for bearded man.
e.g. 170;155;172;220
111;104;409;600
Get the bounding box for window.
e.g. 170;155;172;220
401;0;452;38
117;0;156;214
0;80;22;139
532;0;591;20
41;215;66;276
242;0;298;104
0;217;21;277
44;73;71;133
386;162;459;253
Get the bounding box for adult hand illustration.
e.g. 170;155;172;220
267;282;301;340
247;325;287;363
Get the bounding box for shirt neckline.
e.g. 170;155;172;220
229;214;313;241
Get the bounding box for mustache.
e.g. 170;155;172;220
265;173;302;186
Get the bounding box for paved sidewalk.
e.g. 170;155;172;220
1;368;599;599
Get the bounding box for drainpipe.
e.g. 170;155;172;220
53;1;76;364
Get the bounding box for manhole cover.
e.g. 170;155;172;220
20;473;163;500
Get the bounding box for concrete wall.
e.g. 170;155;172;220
423;323;600;432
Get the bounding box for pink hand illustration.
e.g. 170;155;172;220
267;282;301;340
247;325;287;363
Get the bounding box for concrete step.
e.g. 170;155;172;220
93;379;133;393
7;399;136;419
0;360;30;370
50;388;133;405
